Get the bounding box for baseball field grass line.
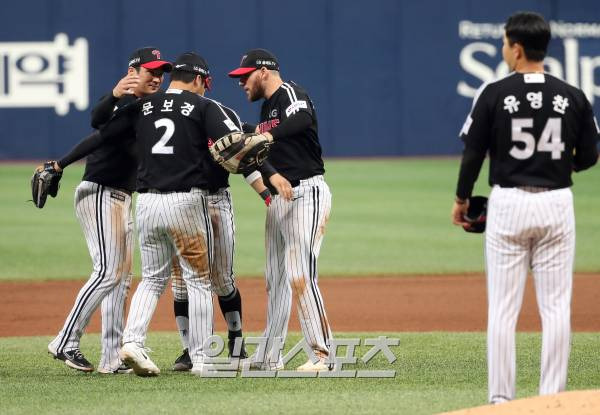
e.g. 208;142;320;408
1;159;599;280
1;332;599;414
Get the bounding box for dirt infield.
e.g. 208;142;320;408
1;273;599;337
440;389;600;415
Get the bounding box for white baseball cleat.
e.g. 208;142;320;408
190;361;220;376
119;343;160;377
97;363;134;374
248;361;284;371
245;353;284;371
296;357;332;372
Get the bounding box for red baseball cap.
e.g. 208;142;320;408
128;47;172;71
228;49;279;77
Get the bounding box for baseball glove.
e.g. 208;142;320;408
31;161;62;208
463;196;487;233
209;132;273;174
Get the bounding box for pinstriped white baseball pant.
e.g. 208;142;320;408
486;185;574;403
262;175;332;365
171;187;236;299
49;181;133;372
122;189;214;366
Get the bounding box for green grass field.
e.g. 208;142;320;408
1;332;599;415
1;159;599;280
1;159;599;414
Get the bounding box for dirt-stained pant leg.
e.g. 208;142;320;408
262;200;291;366
170;188;237;351
207;189;236;297
122;192;172;347
263;176;332;364
171;188;236;299
49;182;132;356
124;190;213;366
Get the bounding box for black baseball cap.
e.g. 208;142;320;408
172;52;210;77
128;47;172;71
228;48;279;77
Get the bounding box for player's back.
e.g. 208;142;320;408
201;98;242;190
480;72;596;188
134;89;212;192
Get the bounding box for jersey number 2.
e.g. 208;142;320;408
151;118;175;154
510;118;564;160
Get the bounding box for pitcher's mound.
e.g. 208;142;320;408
440;390;600;415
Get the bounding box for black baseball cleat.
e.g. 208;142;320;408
172;349;192;371
48;345;94;373
228;338;248;359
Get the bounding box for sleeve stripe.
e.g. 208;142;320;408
209;98;241;131
287;83;299;101
281;83;297;104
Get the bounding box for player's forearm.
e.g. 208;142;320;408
268;111;312;140
90;93;119;129
455;145;486;200
246;173;268;193
57;131;103;169
256;160;277;179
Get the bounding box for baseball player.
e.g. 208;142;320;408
47;47;172;374
169;56;271;371
54;51;271;376
228;49;333;371
452;12;599;404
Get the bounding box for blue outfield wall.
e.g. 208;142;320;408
0;0;599;159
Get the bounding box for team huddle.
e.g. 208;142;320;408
33;11;599;406
37;47;333;376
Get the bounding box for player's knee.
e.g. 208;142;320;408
212;281;234;297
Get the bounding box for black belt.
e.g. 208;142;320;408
138;187;223;194
204;186;224;195
138;188;192;194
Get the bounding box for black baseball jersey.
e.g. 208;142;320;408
82;94;137;191
457;72;599;198
257;81;325;181
100;88;236;192
202;99;244;190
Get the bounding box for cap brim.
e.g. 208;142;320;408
142;61;173;72
228;67;257;77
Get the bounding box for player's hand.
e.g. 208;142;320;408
451;199;470;227
112;73;140;98
269;173;293;201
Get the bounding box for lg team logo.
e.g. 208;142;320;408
457;20;600;105
0;33;88;115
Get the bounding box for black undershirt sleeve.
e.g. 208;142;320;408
57;131;103;169
573;145;599;172
242;123;256;133
57;108;135;169
268;111;312;140
455;145;487;200
90;93;119;129
257;160;277;178
573;100;600;172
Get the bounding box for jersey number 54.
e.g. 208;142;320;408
510;118;564;160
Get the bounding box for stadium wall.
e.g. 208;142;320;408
0;0;599;158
